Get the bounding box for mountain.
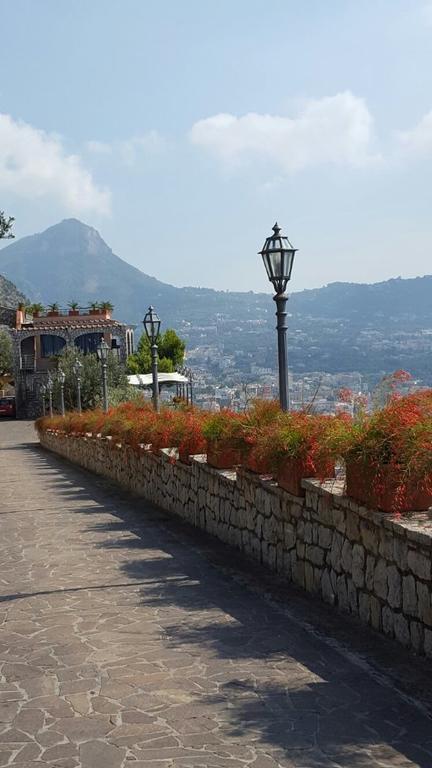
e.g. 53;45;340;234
1;218;432;380
0;274;28;309
0;218;269;326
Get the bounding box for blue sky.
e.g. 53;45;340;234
1;0;432;293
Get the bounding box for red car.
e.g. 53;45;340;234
0;397;16;417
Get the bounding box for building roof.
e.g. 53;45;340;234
18;317;127;333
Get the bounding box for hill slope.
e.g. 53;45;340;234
0;274;28;308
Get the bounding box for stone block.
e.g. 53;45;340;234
407;549;431;581
296;540;305;559
393;612;410;647
379;531;393;561
366;555;375;591
341;540;353;573
402;574;418;617
332;507;346;534
387;565;402;609
393;536;408;571
345;510;360;541
352;544;365;589
330;532;343;574
306;545;325;567
417;581;432;626
318;525;333;549
304;522;313;544
347;577;358;614
337;575;349;612
360;521;379;555
359;592;370;624
424;629;432;657
304;561;314;592
373;558;388;601
370;596;381;630
382;606;394;637
410;621;424;654
284;522;295;550
321;570;335;605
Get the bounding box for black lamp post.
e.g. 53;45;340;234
96;339;109;413
259;222;298;412
40;383;46;416
73;359;83;413
47;373;53;418
143;306;161;412
58;367;66;417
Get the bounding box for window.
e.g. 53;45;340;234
40;335;66;357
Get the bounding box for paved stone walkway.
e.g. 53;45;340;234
1;422;432;768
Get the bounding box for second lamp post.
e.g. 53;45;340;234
259;222;298;412
143;306;161;412
96;339;109;413
73;359;83;413
58;367;66;417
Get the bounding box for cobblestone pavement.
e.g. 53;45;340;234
1;421;432;768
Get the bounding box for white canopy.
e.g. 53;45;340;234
128;372;189;388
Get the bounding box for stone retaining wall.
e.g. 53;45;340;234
40;430;432;657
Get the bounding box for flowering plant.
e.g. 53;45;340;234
343;389;432;510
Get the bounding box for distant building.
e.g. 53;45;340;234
4;305;134;418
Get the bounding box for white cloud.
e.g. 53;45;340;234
190;92;379;172
86;131;165;166
0;113;110;215
397;110;432;156
85;140;113;155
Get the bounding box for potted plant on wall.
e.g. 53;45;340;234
202;410;245;469
100;301;114;318
237;399;282;474
29;303;45;318
253;412;340;496
68;301;80;316
89;301;101;316
344;389;432;513
47;302;60;317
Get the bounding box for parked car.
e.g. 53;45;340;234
0;397;16;418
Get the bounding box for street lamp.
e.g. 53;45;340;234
46;374;53;418
259;222;298;412
96;339;109;413
58;366;66;417
40;383;46;417
143;305;161;412
73;359;83;414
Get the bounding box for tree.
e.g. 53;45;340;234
0;211;14;239
127;329;185;374
51;346;129;411
0;330;13;376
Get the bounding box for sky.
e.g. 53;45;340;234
1;0;432;294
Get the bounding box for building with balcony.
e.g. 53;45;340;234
4;305;134;418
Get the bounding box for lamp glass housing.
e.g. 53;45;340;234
143;306;161;344
96;339;109;362
259;222;297;294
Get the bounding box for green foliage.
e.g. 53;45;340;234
0;330;13;376
29;303;45;314
51;347;128;411
127;329;185;374
0;211;14;239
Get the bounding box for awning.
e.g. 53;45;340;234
127;372;189;388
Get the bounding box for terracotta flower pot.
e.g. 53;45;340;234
47;311;59;317
346;457;432;513
68;310;79;316
206;441;242;469
245;451;272;475
277;457;335;497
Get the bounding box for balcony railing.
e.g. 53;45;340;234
20;354;36;371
